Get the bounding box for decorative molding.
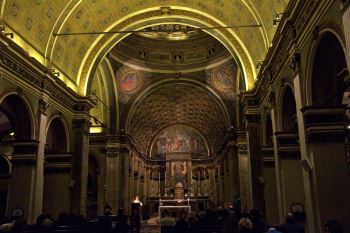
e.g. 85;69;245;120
0;34;94;113
38;98;49;114
72;118;91;135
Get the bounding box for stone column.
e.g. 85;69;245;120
165;161;171;196
226;148;233;202
210;167;217;205
236;130;253;210
7;141;39;223
301;106;350;233
218;163;224;204
341;0;350;69
222;151;229;202
105;142;120;212
71;117;90;216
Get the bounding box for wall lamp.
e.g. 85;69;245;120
53;71;60;77
256;60;264;70
273;13;284;27
0;21;14;39
5;33;14;39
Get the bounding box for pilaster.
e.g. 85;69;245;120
105;141;120;213
236;130;253;210
71;117;90;216
245;114;265;211
7;141;39;223
301;105;350;233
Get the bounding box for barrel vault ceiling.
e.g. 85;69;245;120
0;0;290;94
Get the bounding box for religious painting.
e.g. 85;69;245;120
212;68;235;92
118;70;142;94
150;125;208;158
172;162;188;198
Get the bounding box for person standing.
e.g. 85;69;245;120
278;213;304;233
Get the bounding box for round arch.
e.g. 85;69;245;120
278;83;297;133
0;154;11;178
263;112;273;146
46;114;70;153
0;91;35;141
126;77;232;129
148;123;211;158
306;29;348;106
75;8;256;95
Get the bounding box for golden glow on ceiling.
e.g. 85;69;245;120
0;0;290;95
137;24;201;40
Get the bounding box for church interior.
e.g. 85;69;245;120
0;0;349;233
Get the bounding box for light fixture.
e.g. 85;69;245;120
5;33;14;39
53;71;60;77
273;12;284;27
275;12;284;20
256;60;264;70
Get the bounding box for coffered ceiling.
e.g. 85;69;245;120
127;82;229;155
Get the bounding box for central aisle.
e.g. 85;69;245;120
141;217;160;233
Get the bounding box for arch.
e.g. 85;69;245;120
126;78;231;130
306;30;348;107
87;58;119;132
280;85;298;132
76;8;256;95
0;92;35;141
0;154;11;178
149;123;210;158
46;115;70;153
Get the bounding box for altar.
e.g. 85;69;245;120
148;196;210;219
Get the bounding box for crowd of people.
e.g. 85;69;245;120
166;206;344;233
0;204;345;233
0;205;139;233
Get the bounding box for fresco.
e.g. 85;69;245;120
212;67;235;92
118;71;142;94
151;125;208;158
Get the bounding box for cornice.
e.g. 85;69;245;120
0;34;93;114
241;0;335;112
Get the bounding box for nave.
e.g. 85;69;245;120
0;1;350;233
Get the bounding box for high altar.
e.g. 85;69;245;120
165;153;192;199
147;125;212;215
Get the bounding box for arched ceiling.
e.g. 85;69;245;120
1;0;289;94
127;82;229;155
110;29;231;72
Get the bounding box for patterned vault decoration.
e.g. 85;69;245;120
127;82;229;155
1;0;290;93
